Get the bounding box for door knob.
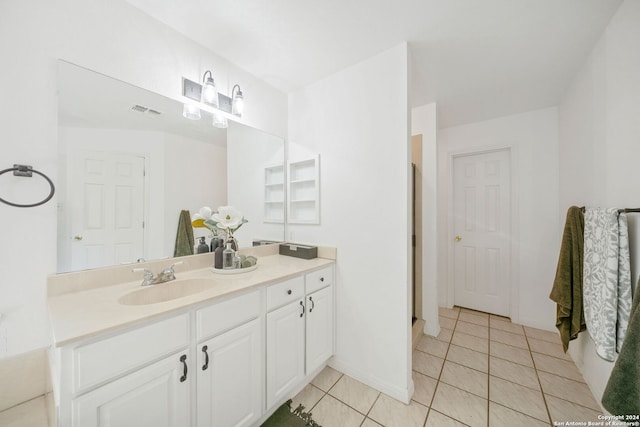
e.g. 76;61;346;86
455;235;462;242
73;235;83;241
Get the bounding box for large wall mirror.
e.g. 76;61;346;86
56;61;285;273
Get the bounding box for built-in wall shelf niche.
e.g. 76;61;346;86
264;164;285;223
287;155;320;224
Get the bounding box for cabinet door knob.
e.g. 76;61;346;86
299;300;305;317
202;346;209;371
287;289;292;295
179;354;188;382
320;277;324;282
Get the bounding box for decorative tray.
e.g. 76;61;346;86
210;264;258;275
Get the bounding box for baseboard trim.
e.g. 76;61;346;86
329;358;412;404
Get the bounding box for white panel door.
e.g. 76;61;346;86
197;318;262;427
72;351;190;427
452;150;511;316
69;150;145;270
305;286;333;374
266;299;305;409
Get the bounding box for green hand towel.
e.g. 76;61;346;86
549;206;586;352
602;279;640;415
174;209;195;257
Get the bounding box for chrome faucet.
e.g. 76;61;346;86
133;261;183;286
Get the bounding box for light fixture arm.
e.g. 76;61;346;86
232;84;242;97
203;70;213;83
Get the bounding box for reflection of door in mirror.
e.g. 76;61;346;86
62;149;146;271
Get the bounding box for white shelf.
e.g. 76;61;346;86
287;155;320;224
264;165;285;223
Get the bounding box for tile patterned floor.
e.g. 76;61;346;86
295;306;603;427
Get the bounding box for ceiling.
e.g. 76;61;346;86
124;0;622;128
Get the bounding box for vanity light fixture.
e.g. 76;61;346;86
212;112;228;129
181;74;244;120
182;103;201;120
201;70;219;108
231;84;244;117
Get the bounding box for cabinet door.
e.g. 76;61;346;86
306;285;334;373
266;299;305;408
72;351;190;427
197;318;262;427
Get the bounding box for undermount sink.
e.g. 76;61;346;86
118;278;215;306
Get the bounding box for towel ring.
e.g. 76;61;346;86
0;164;56;208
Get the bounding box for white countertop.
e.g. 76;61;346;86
48;254;334;347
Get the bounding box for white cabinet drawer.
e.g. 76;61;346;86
305;265;333;294
72;313;189;394
196;290;260;341
266;276;304;311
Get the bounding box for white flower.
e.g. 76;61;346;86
192;206;213;222
211;206;244;230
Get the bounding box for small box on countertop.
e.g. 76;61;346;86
279;243;318;259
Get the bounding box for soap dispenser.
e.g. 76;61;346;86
223;243;235;269
214;243;225;269
196;236;209;254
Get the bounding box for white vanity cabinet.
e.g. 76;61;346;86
195;291;262;427
266;265;334;408
50;260;335;427
55;313;192;427
72;350;191;427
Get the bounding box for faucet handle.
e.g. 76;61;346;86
132;268;155;286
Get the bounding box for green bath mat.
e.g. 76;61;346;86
261;399;321;427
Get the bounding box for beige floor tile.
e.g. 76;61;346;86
490;357;540;390
440;361;488;398
545;394;603;424
431;382;488;427
446;344;489;373
537;371;600;411
412;372;438;407
490;313;511;321
310;394;365;427
439;306;460;319
455;321;489;339
524;326;562;344
416;335;449;358
0;350;47;412
436;327;454;343
489;402;550;427
528;337;573;361
425;409;469;427
440;316;457;330
452;331;489;354
368;393;428;427
413;350;445;379
490;329;529;349
489;318;524;335
459;311;490;326
361;418;383;427
311;366;343;391
0;397;49;427
489;376;549;422
532;353;585;383
45;393;55;427
489;341;534;367
292;383;325;412
328;375;379;415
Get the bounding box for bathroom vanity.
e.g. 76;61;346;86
47;248;335;427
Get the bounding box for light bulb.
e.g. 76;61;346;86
212;112;228;128
182;103;201;120
201;72;218;107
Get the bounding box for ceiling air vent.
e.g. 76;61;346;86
131;105;148;113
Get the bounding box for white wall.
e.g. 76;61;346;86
0;0;286;359
411;104;440;336
558;0;640;404
288;43;412;402
438;107;560;329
